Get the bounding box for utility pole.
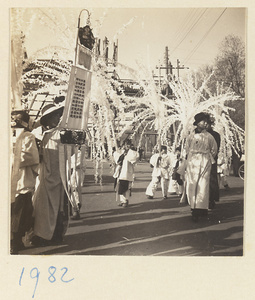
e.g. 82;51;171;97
155;47;173;85
164;46;173;76
156;50;189;80
103;37;109;65
176;59;189;78
113;40;118;67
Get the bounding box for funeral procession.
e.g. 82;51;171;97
10;8;245;256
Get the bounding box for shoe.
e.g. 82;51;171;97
192;215;199;222
10;244;25;254
209;202;215;209
179;201;188;206
71;211;80;220
147;195;154;199
11;240;26;254
10;247;19;255
51;236;64;245
163;196;167;200
118;200;129;207
224;184;230;190
191;210;199;222
30;235;50;247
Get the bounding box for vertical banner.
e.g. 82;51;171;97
77;44;92;70
60;65;92;131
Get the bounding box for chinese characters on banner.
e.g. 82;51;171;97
70;77;86;119
60;65;92;131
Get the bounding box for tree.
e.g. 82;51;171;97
194;35;245;130
214;34;245;98
215;35;245;130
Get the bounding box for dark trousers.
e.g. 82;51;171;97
209;163;220;204
11;192;34;247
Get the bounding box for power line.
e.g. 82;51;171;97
183;8;228;65
163;9;200;63
172;8;197;43
170;8;208;57
170;9;203;54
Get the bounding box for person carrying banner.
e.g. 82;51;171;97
31;103;69;246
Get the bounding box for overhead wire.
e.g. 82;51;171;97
183;8;228;66
171;8;197;44
169;8;208;57
174;9;203;43
156;8;207;70
156;9;204;67
168;9;201;55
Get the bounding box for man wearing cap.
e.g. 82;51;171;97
32;103;68;245
11;110;39;254
185;112;218;221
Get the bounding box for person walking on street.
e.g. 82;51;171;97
113;140;139;207
168;146;184;197
217;153;230;190
205;114;221;209
146;145;171;200
69;147;86;220
31;103;69;246
185;113;218;221
11;110;39;254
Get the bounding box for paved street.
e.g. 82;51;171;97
20;160;244;256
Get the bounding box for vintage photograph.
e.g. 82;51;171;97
10;7;245;256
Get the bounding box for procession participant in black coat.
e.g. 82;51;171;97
205;114;221;208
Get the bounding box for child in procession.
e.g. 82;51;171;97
145;145;171;200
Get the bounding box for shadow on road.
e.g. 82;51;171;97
29;195;243;256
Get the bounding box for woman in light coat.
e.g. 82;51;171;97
185;113;218;221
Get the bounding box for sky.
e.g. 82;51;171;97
13;7;246;78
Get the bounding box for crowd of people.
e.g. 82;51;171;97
110;111;230;223
10;107;231;254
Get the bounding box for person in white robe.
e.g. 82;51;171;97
11;110;39;254
69;147;86;220
32;104;68;245
113;140;139;207
185;112;218;221
146;145;171;199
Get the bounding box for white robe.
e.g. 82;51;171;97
113;149;138;181
33;127;66;240
185;130;217;210
146;153;171;197
11;129;39;203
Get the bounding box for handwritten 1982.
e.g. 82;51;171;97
19;266;74;298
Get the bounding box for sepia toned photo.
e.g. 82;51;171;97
10;7;245;258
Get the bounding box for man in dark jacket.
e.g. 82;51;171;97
205;114;221;209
